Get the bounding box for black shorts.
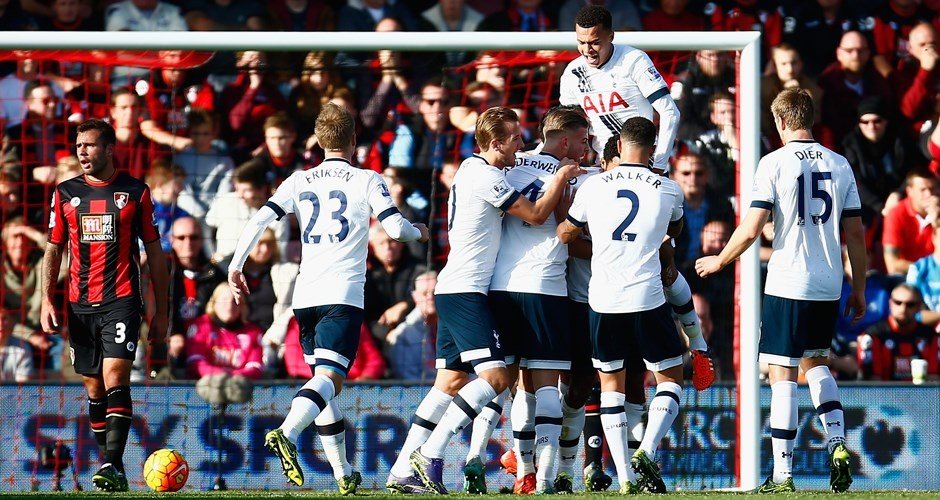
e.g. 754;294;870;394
67;298;142;376
435;292;508;374
568;299;595;374
589;302;685;374
490;291;570;370
759;295;838;367
294;304;363;377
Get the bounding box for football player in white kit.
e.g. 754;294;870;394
468;106;590;494
387;107;582;495
226;104;430;493
696;89;866;493
558;117;689;493
561;5;714;388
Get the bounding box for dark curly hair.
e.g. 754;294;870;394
575;5;612;31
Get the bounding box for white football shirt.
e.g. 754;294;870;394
491;151;567;296
436;155;520;295
568;164;683;313
751;140;862;301
560;43;670;159
566;167;602;303
265;158;400;308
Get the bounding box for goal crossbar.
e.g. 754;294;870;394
0;29;762;491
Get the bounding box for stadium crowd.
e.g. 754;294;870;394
0;0;938;384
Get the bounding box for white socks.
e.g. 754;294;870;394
511;390;537;478
640;382;682;457
315;400;351;480
624;402;645;457
534;386;562;484
770;381;797;483
558;398;584;478
390;387;452;477
421;379;497;459
280;374;335;443
599;391;636;485
466;389;508;461
805;365;846;453
665;272;704;343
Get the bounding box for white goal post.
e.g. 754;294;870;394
0;29;763;490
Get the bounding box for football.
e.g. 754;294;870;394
143;448;189;492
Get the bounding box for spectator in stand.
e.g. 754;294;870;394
883;169;938;276
907;225;940;312
676;49;736;141
420;0;484;66
364;224;425;340
11;80;70;169
558;0;640;31
220;227;297;339
927;113;940;175
266;0;334;32
430;158;457;267
643;0;705;31
337;0;420;32
761;43;823;149
0;308;33;382
255;113;304;186
146;160;202;253
184;0;265;31
388;80;455;171
1;216;49;340
0;166;23;225
109;88;165;178
288;52;347;144
704;0;782;62
870;0;938;78
383;166;429;260
477;0;556;32
138;67;215;152
842;97;923;227
818;30;893;148
168;216;225;378
282;317;387;381
361;18;421;125
0;0;37;30
684;92;737;200
890;22;939;137
186;282;264;380
105;0;188;86
857;284;939;381
830;269;896;380
205;159;289;262
781;0;869;78
386;271;437;380
684;219;733;377
174;108;234;211
671;151;734;268
37;0;101;30
221;51;286;162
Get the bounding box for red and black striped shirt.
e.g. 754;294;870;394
48;172;160;312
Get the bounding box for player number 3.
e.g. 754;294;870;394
115;322;126;343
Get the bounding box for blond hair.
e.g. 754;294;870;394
206;282;249;323
315;102;355;151
475;106;518;151
771;88;814;131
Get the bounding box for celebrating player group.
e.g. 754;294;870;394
38;2;865;495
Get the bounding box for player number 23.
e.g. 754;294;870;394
299;190;350;244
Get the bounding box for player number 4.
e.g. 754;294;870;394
796;172;832;226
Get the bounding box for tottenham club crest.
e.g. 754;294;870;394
114;192;129;210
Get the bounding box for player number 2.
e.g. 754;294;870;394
796;172;832;226
612;189;639;241
300;190;350;243
115;322;126;344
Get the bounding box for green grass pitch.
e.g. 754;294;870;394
1;491;939;499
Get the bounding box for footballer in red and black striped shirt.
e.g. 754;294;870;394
39;118;169;491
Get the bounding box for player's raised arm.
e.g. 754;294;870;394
367;172;428;243
695;206;770;278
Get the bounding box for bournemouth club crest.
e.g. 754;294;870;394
114;192;129;210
